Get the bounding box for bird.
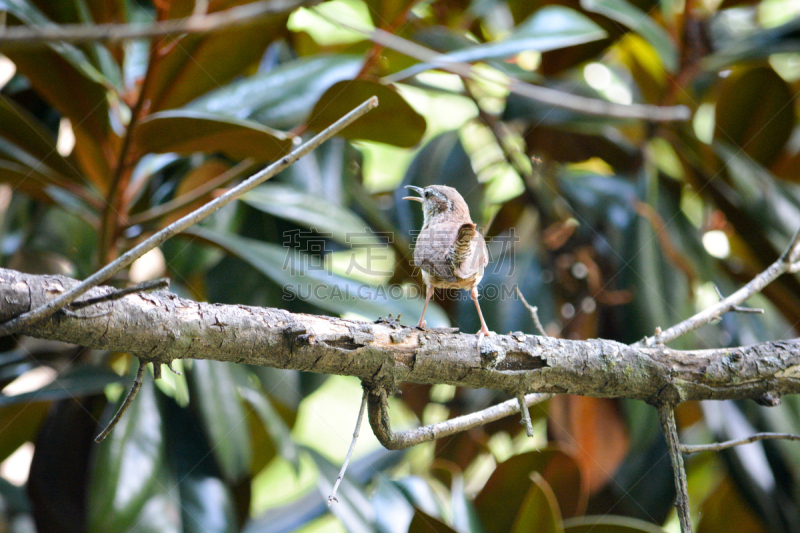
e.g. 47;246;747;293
403;185;491;353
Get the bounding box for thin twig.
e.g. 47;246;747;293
515;286;548;337
680;432;800;454
318;10;690;122
128;159;257;226
713;285;763;314
642;226;800;346
95;359;146;442
0;97;379;337
516;392;534;438
328;386;368;506
368;387;552;450
0;0;314;47
659;404;692;533
68;278;169;310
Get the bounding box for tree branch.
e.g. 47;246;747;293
0;0;317;47
367;387;551;450
4;267;800;405
642;226;800;346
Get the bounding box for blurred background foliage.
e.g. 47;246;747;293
0;0;799;531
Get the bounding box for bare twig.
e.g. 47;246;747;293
713;285;763;315
515;285;548;337
328;386;368;506
643;227;800;346
659;404;692;533
318;10;690;122
368;387;552;450
0;0;314;47
95;359;146;442
516;392;534;438
0;97;379;338
68;278;169;310
680;432;800;454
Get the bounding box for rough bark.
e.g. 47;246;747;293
3;267;800;405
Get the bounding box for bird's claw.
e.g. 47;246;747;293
476;328;494;357
374;313;404;328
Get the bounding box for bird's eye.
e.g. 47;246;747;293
424;190;431;199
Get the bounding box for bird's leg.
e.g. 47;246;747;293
471;286;492;356
417;284;434;329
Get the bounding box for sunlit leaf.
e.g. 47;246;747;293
475;450;568;533
190;55;363;130
510;473;563;533
390;6;606;80
581;0;677;72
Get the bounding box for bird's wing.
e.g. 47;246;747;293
451;223;488;279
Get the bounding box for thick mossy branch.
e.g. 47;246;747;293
3;267;800;405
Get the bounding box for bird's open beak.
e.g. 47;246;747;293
403;185;424;203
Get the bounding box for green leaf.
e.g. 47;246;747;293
241;183;378;247
88;373;179;533
190;55;363;130
474;450;567;533
188;360;253;482
563;515;667;532
389;6;606;80
160;389;239;533
238;381;300;470
704;18;800;70
0;0;112;86
133;110;294;162
306;448;376;532
145;2;295;111
0;400;48;463
187;226;450;325
510;473;564;533
0;365;124;406
714;67;794;167
581;0;677;72
364;0;416;27
306;80;426;147
0;96;84;182
408;508;459;533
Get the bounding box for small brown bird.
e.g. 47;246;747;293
403;185;491;351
